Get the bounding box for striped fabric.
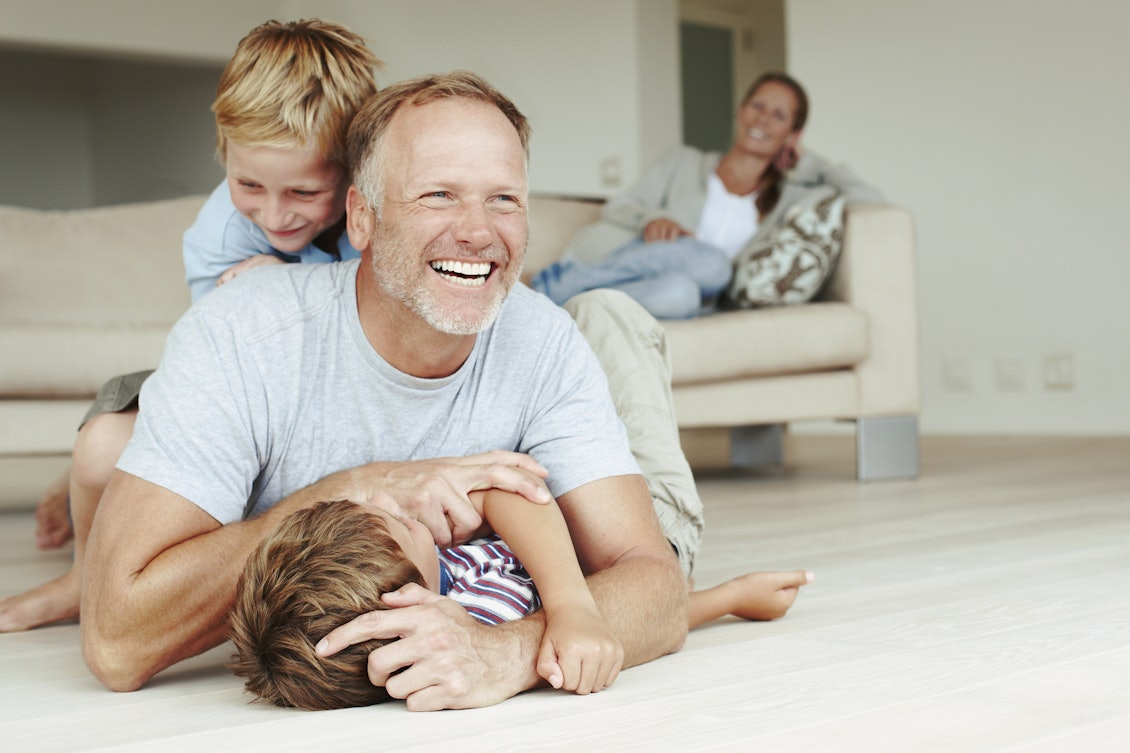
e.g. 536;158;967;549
437;535;540;625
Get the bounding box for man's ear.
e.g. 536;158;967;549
346;185;376;252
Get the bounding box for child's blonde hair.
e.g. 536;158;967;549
212;19;381;167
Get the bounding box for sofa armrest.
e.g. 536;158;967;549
823;203;921;416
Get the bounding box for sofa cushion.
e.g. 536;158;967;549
526;195;602;272
0;197;204;397
725;187;846;308
0;197;201;327
663;302;869;385
0;324;170;397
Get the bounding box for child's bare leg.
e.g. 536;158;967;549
34;463;74;549
0;410;136;632
688;570;812;629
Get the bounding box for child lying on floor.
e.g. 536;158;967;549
229;487;811;710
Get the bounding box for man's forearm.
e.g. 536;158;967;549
584;551;688;667
82;470;363;691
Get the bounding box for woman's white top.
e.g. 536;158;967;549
695;172;759;259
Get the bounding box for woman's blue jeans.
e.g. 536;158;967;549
530;236;732;319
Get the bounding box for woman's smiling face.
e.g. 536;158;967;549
734;80;801;159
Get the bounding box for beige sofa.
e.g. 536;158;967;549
0;193;918;507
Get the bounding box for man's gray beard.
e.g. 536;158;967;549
369;243;521;337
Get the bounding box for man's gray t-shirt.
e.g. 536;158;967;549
119;260;640;524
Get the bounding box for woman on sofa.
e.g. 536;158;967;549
528;72;881;319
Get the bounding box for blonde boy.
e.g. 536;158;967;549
1;19;381;633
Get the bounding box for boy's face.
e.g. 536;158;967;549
226;142;349;254
370;507;441;592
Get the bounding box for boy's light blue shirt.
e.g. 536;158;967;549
182;181;360;303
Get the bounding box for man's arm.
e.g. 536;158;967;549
555;473;688;668
81;452;552;692
81;468;377;691
318;472;687;710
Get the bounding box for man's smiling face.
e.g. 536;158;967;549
365;97;529;337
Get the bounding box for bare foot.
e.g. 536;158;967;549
0;569;81;632
725;570;813;621
35;469;73;550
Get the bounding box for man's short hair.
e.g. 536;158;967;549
347;70;532;215
212;19;381;166
228;499;423;710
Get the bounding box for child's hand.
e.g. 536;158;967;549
537;604;623;695
217;254;286;286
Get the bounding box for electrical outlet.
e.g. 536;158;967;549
599;157;622;188
942;358;972;393
1043;354;1074;391
994;357;1025;392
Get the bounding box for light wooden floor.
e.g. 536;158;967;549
2;435;1128;752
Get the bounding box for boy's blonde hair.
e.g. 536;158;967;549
212;19;381;166
228;499;423;710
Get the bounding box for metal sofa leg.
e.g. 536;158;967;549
856;415;919;481
729;424;785;468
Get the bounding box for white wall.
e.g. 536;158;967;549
0;0;680;203
786;0;1130;435
299;0;680;197
0;0;275;62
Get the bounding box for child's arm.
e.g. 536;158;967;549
477;480;623;695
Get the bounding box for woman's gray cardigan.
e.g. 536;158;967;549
562;145;883;264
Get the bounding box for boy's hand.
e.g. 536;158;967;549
217;254;286;286
537;603;623;694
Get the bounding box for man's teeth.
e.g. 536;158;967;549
431;260;491;286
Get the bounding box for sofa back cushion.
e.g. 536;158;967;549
526;195;602;272
0;196;204;327
0;196;206;397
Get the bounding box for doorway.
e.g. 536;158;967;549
679;0;786;152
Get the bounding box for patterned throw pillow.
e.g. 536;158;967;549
725;187;846;308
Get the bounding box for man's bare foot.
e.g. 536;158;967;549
725;570;813;621
0;570;81;632
35;469;73;549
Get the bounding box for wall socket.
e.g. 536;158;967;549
599;157;622;188
1042;354;1074;391
941;357;972;393
994;357;1025;392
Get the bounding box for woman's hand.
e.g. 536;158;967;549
642;218;692;243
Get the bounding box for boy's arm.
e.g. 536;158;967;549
478;480;623;693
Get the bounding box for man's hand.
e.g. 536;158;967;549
217;254;286;286
537;603;623;694
316;583;541;711
347;451;550;547
642;218;692;243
